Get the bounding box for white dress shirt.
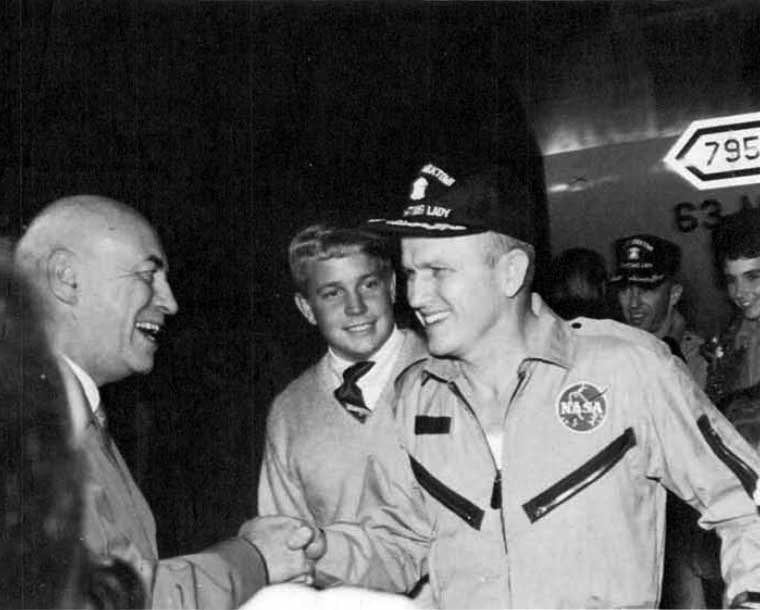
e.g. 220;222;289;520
327;326;404;411
58;353;103;442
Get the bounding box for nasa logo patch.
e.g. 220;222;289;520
557;382;608;432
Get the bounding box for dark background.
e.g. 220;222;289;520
2;0;750;556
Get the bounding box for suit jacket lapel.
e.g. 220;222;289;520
59;357;158;559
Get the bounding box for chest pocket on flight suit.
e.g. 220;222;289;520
522;427;636;523
409;455;485;530
410;414;488;530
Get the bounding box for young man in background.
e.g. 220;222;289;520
258;224;427;598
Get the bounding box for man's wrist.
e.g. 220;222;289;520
236;536;270;584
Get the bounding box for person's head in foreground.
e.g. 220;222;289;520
0;255;83;607
0;256;145;608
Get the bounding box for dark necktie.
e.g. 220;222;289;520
92;405;121;466
334;360;375;422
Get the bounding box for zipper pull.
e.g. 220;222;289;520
491;470;502;509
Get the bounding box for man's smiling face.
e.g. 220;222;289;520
69;212;178;385
295;250;396;362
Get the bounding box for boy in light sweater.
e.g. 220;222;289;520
258;223;427;595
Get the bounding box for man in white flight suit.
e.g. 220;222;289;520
304;160;760;608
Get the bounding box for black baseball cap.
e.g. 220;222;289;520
366;160;536;243
609;234;681;285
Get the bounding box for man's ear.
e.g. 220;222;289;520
47;248;78;305
501;249;530;298
669;282;683;311
294;292;317;326
388;271;397;304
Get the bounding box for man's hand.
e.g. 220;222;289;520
303;527;326;561
238;516;325;584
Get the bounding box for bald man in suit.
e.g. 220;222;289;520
15;195;318;609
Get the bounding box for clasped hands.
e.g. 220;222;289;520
238;516;327;584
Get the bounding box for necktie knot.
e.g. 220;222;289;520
334;361;375;422
343;360;375;384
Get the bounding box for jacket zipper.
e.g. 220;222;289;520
523;427;637;523
443;368;528;542
697;414;760;509
446;370;527;464
409;455;485;530
445;380;501;473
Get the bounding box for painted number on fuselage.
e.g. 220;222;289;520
673;199;722;232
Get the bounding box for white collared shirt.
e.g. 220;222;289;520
60;353;101;414
328;326;404;411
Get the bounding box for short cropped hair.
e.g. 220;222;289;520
288;223;393;294
713;207;760;268
480;231;536;287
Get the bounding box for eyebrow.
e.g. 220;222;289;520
145;255;166;270
726;268;760;278
404;259;446;269
316;280;340;288
315;273;381;290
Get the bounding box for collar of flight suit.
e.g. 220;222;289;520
420;293;573;385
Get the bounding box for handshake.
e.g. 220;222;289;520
238;516;328;584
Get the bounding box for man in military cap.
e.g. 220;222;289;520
611;233;707;387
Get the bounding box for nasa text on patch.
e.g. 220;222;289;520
556;382;608;432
